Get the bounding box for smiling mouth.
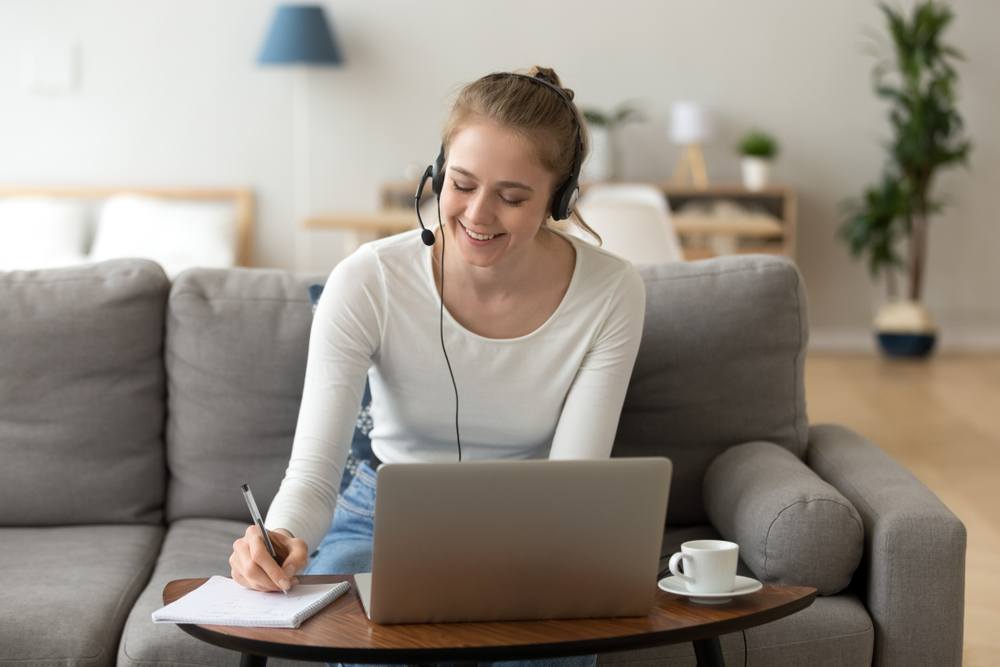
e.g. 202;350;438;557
458;220;506;242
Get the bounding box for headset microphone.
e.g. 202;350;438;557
414;163;441;247
415;155;462;460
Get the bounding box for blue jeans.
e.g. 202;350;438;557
304;461;597;667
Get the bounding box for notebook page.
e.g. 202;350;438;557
152;575;351;628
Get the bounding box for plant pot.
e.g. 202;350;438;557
740;157;770;191
874;300;937;358
582;126;611;182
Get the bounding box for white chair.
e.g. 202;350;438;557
574;183;684;265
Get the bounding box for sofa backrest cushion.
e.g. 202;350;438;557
0;259;169;525
613;255;809;525
165;267;322;523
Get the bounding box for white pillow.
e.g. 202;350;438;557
89;195;237;277
0;198;90;270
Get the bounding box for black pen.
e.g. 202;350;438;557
240;483;288;596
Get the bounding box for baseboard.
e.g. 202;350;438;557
809;327;1000;352
808;329;872;352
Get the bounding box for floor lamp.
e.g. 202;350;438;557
257;4;344;271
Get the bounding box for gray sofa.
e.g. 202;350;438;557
0;255;964;666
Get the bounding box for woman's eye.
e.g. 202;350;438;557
451;180;523;207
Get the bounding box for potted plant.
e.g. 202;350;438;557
582;102;645;182
737;130;779;191
839;1;972;358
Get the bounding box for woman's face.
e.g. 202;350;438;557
438;121;558;270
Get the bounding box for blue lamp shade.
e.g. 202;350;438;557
257;5;344;65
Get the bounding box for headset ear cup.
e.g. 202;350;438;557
431;146;446;196
550;183;568;221
551;180;579;221
565;186;580;218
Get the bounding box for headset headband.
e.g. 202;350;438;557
420;71;583;223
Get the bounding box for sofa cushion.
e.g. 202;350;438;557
0;259;169;525
0;524;164;667
165;267;324;523
703;441;864;595
118;518;310;667
614;255;809;525
599;592;873;666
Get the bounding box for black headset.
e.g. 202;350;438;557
414;71;585;246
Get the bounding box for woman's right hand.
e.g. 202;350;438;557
230;525;309;592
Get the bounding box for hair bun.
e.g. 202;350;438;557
530;66;575;101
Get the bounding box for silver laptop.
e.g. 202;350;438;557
353;457;672;624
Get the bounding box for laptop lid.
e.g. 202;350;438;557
361;457;671;624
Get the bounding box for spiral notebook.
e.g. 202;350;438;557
152;575;351;628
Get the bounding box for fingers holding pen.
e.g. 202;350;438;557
235;485;308;592
270;529;310;581
230;525;300;592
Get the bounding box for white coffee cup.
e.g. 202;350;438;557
667;539;739;594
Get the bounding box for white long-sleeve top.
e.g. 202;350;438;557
265;228;646;552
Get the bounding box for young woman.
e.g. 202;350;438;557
229;67;646;667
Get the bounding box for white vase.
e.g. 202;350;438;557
740;157;770;191
874;300;937;357
582;125;611;182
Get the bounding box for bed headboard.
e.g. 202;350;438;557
0;186;255;266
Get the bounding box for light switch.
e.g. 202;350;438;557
21;40;79;95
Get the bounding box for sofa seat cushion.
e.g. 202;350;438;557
118;518;310;667
599;593;873;666
0;524;163;667
603;524;873;665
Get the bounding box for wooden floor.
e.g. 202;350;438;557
805;353;1000;667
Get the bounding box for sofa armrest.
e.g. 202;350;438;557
807;423;965;667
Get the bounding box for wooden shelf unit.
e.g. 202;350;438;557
658;183;796;261
308;181;797;263
579;182;797;261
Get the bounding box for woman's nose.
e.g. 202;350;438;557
464;189;495;224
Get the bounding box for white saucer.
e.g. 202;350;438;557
658;575;763;604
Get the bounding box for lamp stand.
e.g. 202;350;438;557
671;143;709;188
292;67;311;272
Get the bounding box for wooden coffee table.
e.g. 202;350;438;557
163;575;815;666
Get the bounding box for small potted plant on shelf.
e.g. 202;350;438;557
737;130;779;191
582;102;645;182
839;1;971;358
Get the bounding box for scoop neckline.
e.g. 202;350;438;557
423;227;581;343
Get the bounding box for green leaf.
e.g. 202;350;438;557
612;104;645;125
737;130;779;158
582;109;609;127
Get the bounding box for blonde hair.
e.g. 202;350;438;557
440;66;602;245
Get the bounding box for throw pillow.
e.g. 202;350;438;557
89;195;237;278
0;198;90;270
703;440;864;595
309;283;375;493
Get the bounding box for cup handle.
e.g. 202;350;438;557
668;552;695;586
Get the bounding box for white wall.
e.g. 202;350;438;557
1;0;996;349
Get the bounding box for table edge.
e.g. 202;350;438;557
168;581;817;663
